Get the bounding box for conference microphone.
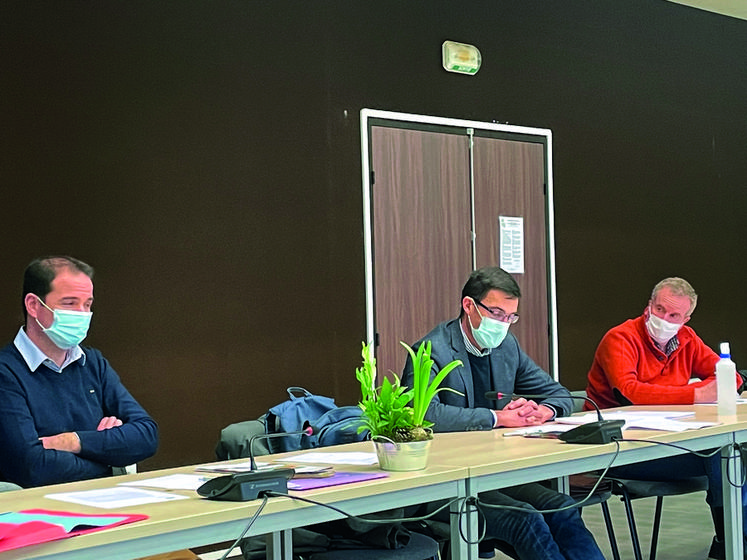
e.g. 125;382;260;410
248;426;315;470
484;392;624;444
197;427;314;501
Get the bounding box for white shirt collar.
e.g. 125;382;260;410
13;327;86;373
459;319;491;357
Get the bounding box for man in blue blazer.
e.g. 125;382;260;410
403;266;603;560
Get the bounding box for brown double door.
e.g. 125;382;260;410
367;116;551;382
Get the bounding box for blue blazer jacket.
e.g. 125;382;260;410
402;318;572;432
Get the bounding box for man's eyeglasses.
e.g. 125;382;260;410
475;300;519;324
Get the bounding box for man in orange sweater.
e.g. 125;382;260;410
584;277;745;560
585;277;730;409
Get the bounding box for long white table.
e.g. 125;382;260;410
427;404;746;559
0;461;469;560
1;404;745;560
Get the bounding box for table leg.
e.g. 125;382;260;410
722;442;743;560
265;529;293;560
554;475;570;495
450;479;479;560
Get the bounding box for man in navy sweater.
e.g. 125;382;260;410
0;256;158;487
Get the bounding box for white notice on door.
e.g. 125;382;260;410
499;216;524;274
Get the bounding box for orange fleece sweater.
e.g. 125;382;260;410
584;315;731;409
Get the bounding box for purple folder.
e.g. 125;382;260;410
287;471;388;491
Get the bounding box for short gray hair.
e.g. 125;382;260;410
651;277;697;315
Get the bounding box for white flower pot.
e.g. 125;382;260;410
373;438;432;471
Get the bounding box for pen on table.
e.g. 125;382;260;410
524;432;561;439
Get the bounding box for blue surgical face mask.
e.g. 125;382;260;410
468;305;510;349
35;296;92;349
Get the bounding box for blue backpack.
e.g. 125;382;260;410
266;387;367;452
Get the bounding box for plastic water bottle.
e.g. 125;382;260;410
716;342;737;416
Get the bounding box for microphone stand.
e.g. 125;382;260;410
248;427;313;470
197;427;313;501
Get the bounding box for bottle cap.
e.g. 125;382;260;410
719;342;730;357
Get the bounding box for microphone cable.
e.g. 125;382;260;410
218;493;465;558
214;440;743;556
613;438;746;488
262;491;462;523
217;493;270;560
266;493;489;549
221;443;620;554
476;439;622;516
477;438;745;518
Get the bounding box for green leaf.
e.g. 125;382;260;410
401;340;462;427
356;340;460;440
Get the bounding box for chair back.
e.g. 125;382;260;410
570;390;588;414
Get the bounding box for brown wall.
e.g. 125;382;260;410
1;1;745;471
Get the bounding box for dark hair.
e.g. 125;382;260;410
460;266;521;317
22;256;94;318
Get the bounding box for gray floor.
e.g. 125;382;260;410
493;490;714;560
582;491;713;560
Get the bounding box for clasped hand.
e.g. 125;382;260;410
495;398;554;428
39;416;123;453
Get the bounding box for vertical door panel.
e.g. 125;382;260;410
473;137;550;372
371;127;472;380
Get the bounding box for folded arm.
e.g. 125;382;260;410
0;351;158;488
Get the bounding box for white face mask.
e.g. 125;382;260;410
645;306;682;345
35;296;92;350
468;308;510;349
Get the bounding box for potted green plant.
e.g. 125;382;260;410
355;340;462;471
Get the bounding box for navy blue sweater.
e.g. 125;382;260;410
0;343;158;487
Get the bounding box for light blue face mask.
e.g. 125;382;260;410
469;305;510;349
35;296;92;349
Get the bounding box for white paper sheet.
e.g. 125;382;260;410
46;486;189;509
499;216;524;274
503;424;577;437
554;410;716;431
505;409;717;437
195;460;271;473
195;461;332;476
275;451;379;465
118;474;211;491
